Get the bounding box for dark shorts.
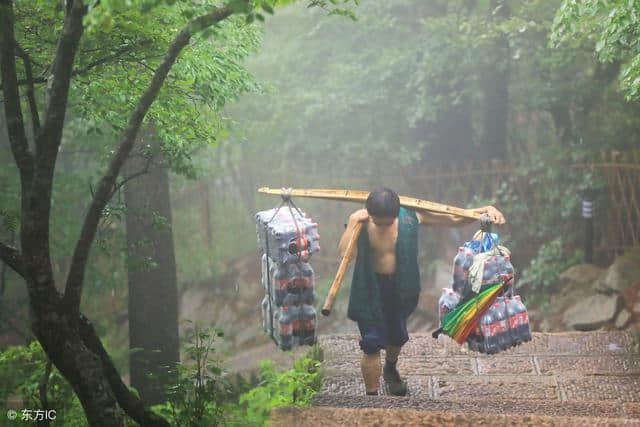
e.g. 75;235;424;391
357;273;409;354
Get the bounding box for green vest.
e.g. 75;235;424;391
347;207;421;323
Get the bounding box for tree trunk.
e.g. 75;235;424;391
124;127;180;406
482;0;510;162
30;294;124;425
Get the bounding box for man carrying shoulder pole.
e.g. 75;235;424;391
339;188;505;396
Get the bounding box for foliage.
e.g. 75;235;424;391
0;330;324;427
551;0;640;100
0;341;87;426
227;345;324;426
519;237;583;307
151;323;324;427
151;324;236;427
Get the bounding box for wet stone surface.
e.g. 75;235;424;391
476;356;538;375
559;376;640;402
432;375;558;400
317;331;640;420
537;355;640;376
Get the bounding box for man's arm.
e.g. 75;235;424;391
338;208;368;258
417;206;506;227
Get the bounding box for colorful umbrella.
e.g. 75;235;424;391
432;282;505;344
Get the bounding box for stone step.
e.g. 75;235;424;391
319;331;639;359
312;331;640;423
312;394;640;420
271;406;640;426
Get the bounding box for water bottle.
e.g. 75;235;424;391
278;306;293;350
481;310;498;354
301;304;317;345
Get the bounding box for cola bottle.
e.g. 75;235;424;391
514;295;532;342
289;303;302;340
483;257;498;284
462;248;474;269
278;306;293;350
481;309;498;354
438;288;461;327
503;255;514;274
467;326;484;353
272;264;292;306
495;256;505;275
300;274;315;305
494;297;512;350
505;297;521;346
301;304;317;345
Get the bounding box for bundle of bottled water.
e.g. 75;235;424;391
438;232;531;354
256;206;320;351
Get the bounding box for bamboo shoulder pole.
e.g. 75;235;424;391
257;187;481;220
321;221;363;316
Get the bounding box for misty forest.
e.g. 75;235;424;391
1;0;639;425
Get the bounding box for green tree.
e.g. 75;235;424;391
0;0;356;424
551;0;640;100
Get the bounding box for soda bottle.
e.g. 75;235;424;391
278;306;293;350
462;248;474;269
467;330;484;353
438;288;461;327
289;303;302;340
301;304;317;345
301;279;315;305
505;297;521;346
272;264;292;306
494;297;512;350
514;295;532;342
453;248;466;282
486;257;500;284
481;310;498;354
503;256;514;283
495;256;505;275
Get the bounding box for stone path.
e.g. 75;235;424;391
271;331;640;425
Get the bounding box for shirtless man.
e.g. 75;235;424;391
338;188;505;396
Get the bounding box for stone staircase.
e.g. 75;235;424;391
271;331;640;425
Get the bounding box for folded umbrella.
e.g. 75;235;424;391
432;282;505;344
